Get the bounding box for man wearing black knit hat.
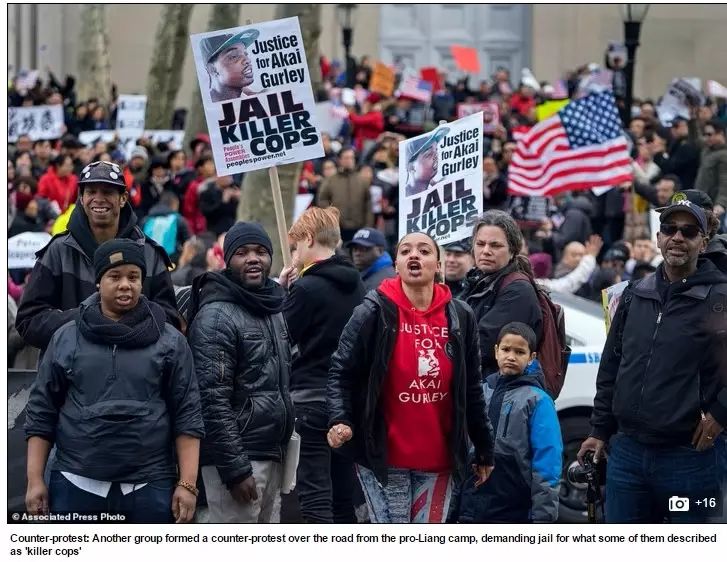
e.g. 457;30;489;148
16;160;179;354
187;221;294;523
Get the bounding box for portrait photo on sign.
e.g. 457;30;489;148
201;29;261;102
398;112;484;246
190;17;324;175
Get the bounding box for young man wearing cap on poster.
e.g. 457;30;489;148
404;127;449;197
187;222;294;523
444;241;474;298
16;160;180;353
201;29;261;102
346;227;395;291
579;197;727;523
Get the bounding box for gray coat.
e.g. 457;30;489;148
695;143;727;208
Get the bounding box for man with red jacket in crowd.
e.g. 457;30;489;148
183;155;217;235
348;94;385;154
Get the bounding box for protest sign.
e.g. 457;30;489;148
456;102;499;133
398;112;484;245
536;99;569;122
341;88;357;106
575;69;613;99
602;280;629;333
144;130;186;150
78;130;116;146
15;70;40;91
8;105;64;142
420;67;443;92
606;41;628;67
8;232;52;269
116;94;147;137
450;45;480;74
369;62;396;97
657;78;704;125
190;16;324;175
314;101;346;137
707;79;727;99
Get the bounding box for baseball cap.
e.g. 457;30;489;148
665;190;714;212
658;198;708;234
406;127;450;165
346;228;386;248
200;29;260;64
603;247;629;263
444;241;471;253
78;161;127;192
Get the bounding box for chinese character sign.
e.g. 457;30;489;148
190;16;324;175
8;105;64;142
398;112;484;245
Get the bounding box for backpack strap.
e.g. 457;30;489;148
497;271;533;295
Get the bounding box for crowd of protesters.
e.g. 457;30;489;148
8;54;727;524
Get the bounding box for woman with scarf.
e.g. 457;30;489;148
326;231;495;523
462;210;543;378
24;239;204;523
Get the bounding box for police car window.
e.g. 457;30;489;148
565;333;586;347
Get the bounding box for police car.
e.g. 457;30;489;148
551;291;607;522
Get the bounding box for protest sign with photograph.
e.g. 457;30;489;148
398;112;484;245
657;78;704;125
190;16;324;175
456;102;499;133
602;280;629;333
8;232;52;269
369;62;396;97
8;105;64;142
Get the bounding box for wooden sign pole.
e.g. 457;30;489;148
268;165;292;269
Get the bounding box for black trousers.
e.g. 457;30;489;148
294;401;356;523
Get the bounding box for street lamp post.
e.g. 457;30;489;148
620;4;650;125
336;4;357;88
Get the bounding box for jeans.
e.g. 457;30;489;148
356;465;453;523
605;433;721;523
202;461;282;523
49;471;175;523
294;401;356;523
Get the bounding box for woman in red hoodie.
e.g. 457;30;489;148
37;154;78;213
327;232;495;523
348;96;385;154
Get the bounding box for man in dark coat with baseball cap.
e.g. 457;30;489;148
201;28;260;102
16;160;180;353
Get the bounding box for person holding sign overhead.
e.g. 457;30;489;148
201;29;261;102
404;127;450;197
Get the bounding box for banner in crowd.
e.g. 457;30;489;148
369;62;396;97
8;105;64;142
657;78;704;126
398;112;484;245
575;69;613;99
144;130;186;150
456;102;499;133
116;95;147;138
190;16;324;175
420;67;443;92
397;68;433;104
8;232;52;269
78;130;185;155
15;69;40;91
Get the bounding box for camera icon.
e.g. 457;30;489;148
668;496;690;512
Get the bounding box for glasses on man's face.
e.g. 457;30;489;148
659;223;703;239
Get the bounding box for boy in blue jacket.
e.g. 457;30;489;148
455;322;563;523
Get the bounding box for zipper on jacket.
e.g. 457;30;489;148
636;311;662;415
502;406;512;438
265;316;290;448
110;345;117;380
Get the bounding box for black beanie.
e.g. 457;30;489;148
94;238;147;283
223;222;273;265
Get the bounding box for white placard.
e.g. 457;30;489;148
8;105;64;142
657;78;704;126
8;232;52;269
116;94;147;139
398;112;484;245
190;16;324;176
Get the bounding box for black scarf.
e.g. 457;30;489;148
187;270;284;328
463;260;519;298
68;201;139;260
79;293;166;348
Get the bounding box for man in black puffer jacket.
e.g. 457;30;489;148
278;207;366;523
187;222;294;523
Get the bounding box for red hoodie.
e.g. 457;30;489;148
37;168;78;212
349;110;385;153
378;277;454;472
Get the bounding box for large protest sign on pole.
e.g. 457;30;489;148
190;16;324;176
8;105;64;142
398;112;484;246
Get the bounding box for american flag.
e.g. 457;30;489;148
397;77;433;104
507;92;632;197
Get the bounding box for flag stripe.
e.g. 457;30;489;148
518;118;562;150
509;167;633;197
509;157;632;190
511;138;630;177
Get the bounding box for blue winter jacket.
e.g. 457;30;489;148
456;367;562;523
